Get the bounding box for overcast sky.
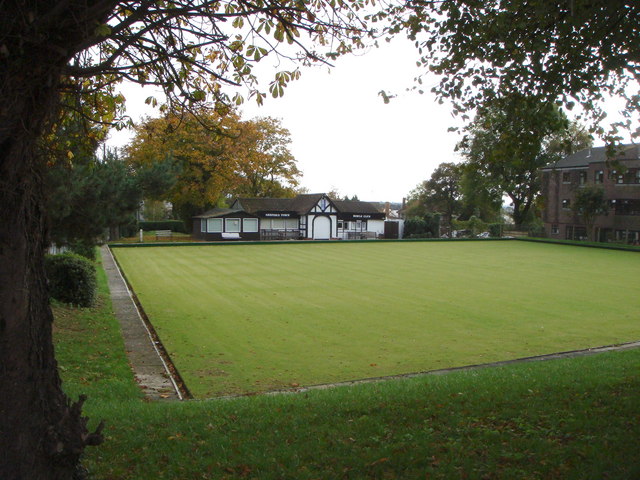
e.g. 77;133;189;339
107;36;633;203
108;37;466;203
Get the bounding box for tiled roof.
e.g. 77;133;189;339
193;208;244;218
333;199;383;215
195;193;386;218
234;194;326;214
235;197;296;214
542;144;639;170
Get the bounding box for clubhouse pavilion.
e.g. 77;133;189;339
193;193;387;241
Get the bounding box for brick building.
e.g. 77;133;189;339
541;144;640;243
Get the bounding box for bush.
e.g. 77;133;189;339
408;232;433;239
68;240;96;260
488;223;503;238
404;214;441;238
527;224;546;238
404;218;427;238
119;219;140;238
45;253;97;307
138;220;186;233
453;216;487;237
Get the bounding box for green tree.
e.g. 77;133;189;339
458;163;503;223
572;185;609;241
46;148;177;244
457;94;578;227
397;0;640;137
0;2;372;477
407;162;462;227
545;120;594;158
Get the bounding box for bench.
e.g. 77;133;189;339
155;230;173;240
221;232;241;240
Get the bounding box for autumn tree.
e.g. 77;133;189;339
228;116;301;198
395;0;640;138
127;110;243;222
0;1;376;478
126;112;301;223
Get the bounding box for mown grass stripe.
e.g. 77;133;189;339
113;241;640;397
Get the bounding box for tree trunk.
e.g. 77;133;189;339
0;35;102;480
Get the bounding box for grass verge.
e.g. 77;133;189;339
51;250;640;479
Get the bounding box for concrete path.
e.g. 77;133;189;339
101;246;182;401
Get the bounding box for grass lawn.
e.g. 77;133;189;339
111;240;640;398
52;251;640;479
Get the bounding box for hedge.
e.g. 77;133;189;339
45;253;97;307
138;220;187;233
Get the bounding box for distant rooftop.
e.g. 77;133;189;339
542;144;639;170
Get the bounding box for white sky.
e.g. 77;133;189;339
107;37;465;203
107;36;635;204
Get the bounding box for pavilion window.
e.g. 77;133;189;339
243;218;258;232
207;218;223;233
225;218;241;233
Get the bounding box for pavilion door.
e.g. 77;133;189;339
313;216;331;240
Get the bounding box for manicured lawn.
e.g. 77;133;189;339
112;241;640;397
53;253;640;479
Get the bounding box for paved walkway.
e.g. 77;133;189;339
101;246;182;401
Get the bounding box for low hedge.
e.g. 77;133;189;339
138;220;187;233
45;253;97;307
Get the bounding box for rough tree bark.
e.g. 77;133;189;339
0;2;114;478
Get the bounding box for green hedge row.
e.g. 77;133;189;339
138;220;187;233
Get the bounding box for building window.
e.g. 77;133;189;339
551;225;559;235
243;218;258;233
337;220;344;229
225;218;241;232
562;172;571;183
613;170;624;184
200;219;206;232
622;169;640;184
285;219;298;229
595;170;604;183
565;226;574;240
574;227;587;240
562;199;571;209
614;199;640;216
579;171;587;185
207;218;223;233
